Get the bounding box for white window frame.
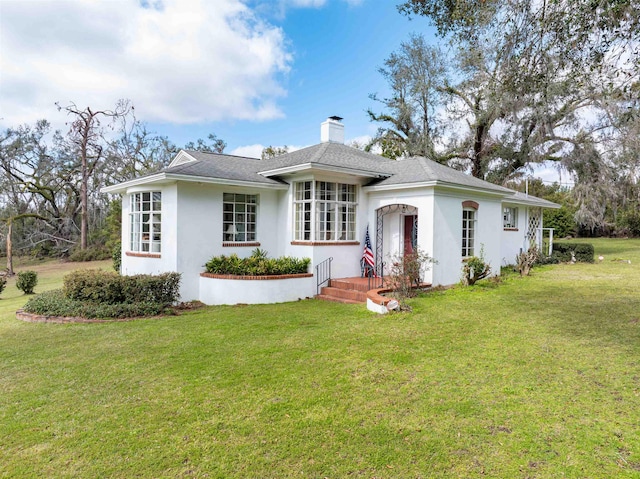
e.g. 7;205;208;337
503;206;518;229
462;208;476;258
129;191;161;253
294;181;356;241
223;193;258;242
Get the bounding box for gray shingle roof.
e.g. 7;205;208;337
505;191;561;208
370;156;514;194
163;150;283;185
259;142;394;176
110;146;557;208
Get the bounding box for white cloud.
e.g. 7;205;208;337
0;0;292;127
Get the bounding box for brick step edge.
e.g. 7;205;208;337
315;294;362;304
320;286;367;302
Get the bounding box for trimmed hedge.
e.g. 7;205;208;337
16;270;38;294
552;242;595;263
23;290;172;319
63;270;181;305
205;249;310;276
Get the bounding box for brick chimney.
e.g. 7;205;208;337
320;116;344;144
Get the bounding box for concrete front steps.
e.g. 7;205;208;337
316;277;381;304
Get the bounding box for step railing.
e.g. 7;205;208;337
366;261;385;291
315;257;333;295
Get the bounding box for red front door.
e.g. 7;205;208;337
403;215;416;255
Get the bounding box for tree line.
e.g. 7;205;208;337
0;101;224;273
369;0;639;233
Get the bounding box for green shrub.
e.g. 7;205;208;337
544;206;577;238
16;270;38;294
205;249;310;276
461;246;491;286
63;270;181;305
120;273;182;304
69;246;112;262
23;290;172;319
0;276;6;297
63;270;124;303
616;208;640;237
112;241;122;272
552;243;595;263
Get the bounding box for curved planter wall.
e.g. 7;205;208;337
199;273;315;305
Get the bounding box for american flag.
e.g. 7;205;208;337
362;225;376;276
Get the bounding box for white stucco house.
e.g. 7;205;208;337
102;117;559;305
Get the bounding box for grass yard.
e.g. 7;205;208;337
1;240;640;478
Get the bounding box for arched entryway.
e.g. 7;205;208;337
375;204;418;277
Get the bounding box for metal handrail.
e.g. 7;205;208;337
315;257;333;295
366;261;385;291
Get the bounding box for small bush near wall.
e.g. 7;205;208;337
23;290;171;319
63;270;182;305
205;249;310;276
552;243;595;263
112;241;122;272
16;270;38;294
24;270;181;320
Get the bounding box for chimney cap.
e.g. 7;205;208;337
328;115;343;122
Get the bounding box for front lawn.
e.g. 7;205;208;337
1;240;640;477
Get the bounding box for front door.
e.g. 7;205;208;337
403;215;417;255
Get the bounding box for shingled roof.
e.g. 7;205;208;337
102;143;558;208
258;142;394;177
367;156;514;194
164;150;282;185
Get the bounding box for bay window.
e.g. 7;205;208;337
294;181;356;241
130;191;161;253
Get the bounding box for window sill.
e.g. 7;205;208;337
290;241;360;246
222;242;261;247
126;251;161;258
503;228;519;231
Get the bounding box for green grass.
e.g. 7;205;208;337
1;240;640;477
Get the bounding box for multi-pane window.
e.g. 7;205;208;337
223;193;257;242
462;208;476;258
294;181;313;241
503;207;518;229
130;192;161;253
294;181;356;241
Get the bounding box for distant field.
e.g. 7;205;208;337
1;240;640;478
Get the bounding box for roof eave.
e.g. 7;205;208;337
259;163;389;179
101;173;169;194
101;172;288;194
503;197;561;209
364;180;511;197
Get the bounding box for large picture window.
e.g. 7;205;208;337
294;181;356;241
130;191;161;253
462;208;476;258
223;193;257;242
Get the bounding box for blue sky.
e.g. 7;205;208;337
0;0;436;158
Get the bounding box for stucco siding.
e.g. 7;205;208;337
431;192;503;286
174;182;282;301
